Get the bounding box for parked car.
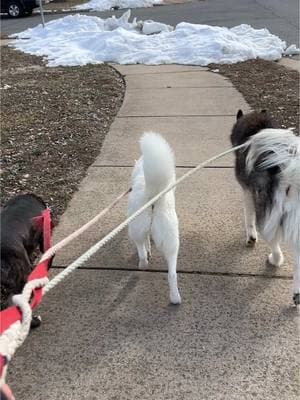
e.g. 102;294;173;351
1;0;39;17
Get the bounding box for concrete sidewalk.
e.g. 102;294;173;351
9;65;299;399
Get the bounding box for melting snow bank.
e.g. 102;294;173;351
11;11;300;67
283;44;300;57
74;0;162;11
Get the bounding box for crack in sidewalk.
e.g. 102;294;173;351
90;165;234;168
50;265;292;280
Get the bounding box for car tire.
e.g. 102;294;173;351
7;1;24;17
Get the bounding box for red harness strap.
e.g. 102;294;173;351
0;260;49;335
0;209;53;376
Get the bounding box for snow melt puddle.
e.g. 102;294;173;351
11;11;300;67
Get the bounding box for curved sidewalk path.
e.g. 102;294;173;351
9;65;299;399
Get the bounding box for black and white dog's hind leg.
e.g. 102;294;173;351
267;228;284;268
243;189;258;246
293;249;300;305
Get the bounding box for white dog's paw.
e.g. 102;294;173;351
170;291;181;305
138;259;148;270
268;252;284;267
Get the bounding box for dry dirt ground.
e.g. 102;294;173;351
1;46;125;222
1;47;299;223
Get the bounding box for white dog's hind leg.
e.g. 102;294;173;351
293;249;300;305
152;207;181;305
135;240;149;269
267;230;284;267
243;189;258;246
146;236;151;258
166;251;181;305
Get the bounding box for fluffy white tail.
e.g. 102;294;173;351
246;128;300;247
140;132;176;196
246;128;300;188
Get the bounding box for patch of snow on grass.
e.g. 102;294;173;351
11;11;298;67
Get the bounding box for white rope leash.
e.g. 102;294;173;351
43;143;245;295
0;144;244;392
40;188;131;263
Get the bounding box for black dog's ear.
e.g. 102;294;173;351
261;109;267;114
236;109;243;120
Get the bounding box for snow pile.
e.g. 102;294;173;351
142;20;173;35
283;44;300;56
74;0;162;11
11;11;298;67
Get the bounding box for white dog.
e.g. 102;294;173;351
128;132;181;304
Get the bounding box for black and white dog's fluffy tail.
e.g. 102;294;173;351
246;128;300;188
246;128;300;249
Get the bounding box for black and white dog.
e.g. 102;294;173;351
1;193;52;326
231;110;300;305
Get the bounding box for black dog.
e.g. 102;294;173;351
1;193;52;327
